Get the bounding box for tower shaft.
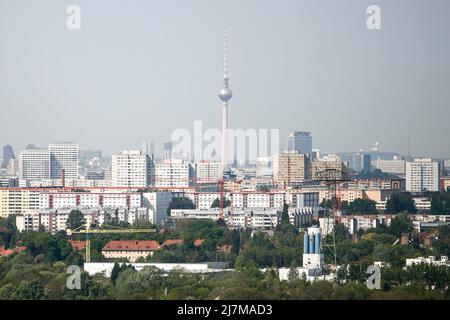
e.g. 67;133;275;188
221;103;228;169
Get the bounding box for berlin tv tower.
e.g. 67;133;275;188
219;28;233;170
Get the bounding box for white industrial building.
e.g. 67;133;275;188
373;157;406;175
406;158;439;192
406;256;449;267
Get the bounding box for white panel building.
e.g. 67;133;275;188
111;150;153;188
38;192;142;209
406;158;439;192
49;143;79;180
19;149;51;181
195;161;222;183
154;159;194;188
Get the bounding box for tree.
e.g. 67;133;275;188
287;261;299;281
348;198;377;215
388;213;413;238
167;197;196;215
211;197;231;208
66;210;85;230
386;193;417;214
111;263;121;285
431;190;450;215
280;202;290;226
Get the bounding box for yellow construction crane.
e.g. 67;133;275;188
67;225;157;263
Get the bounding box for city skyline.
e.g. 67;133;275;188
1;1;450;158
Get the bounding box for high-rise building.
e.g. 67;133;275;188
310;159;345;180
406;158;439;193
273;151;307;187
444;159;450;176
19;149;51;181
162;142;173;160
154;159;194;188
142;141;149;155
2;145;15;169
287;131;312;155
195;161;222;183
362;154;372;174
49;143;79;180
112;150;153;188
219;29;233;170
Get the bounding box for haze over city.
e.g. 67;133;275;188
1;0;449;158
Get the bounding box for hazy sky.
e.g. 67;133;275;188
0;0;449;158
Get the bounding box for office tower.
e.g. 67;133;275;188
219;29;233;170
49;143;79;180
162;142;173;160
112;150;153;187
287;131;312;155
374;157;406;175
444;159;450;176
154;159;194;188
273;151;307;187
406;158;439;192
19;149;50;181
142;141;149;155
362;154;372;174
2;145;15;169
195;161;222;183
149;142;155;156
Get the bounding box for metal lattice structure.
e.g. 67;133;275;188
314;168;349;271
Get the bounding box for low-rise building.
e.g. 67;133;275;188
102;240;160;262
406;256;449;267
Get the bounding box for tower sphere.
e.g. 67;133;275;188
219;86;233;102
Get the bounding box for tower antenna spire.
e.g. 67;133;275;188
224;27;228;78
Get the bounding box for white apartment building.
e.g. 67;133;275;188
170;207;281;229
406;158;439;193
322;215;393;235
184;191;319;210
112;150;153;188
373;157;406;175
39;191;142;209
170;208;317;230
15;207;150;234
154;159;194;188
19;149;51;181
195;161;222;183
0;189;40;218
49;143;79;180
